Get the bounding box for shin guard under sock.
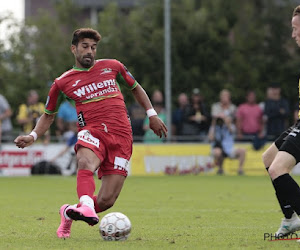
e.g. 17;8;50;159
273;173;300;215
266;168;294;219
77;169;95;198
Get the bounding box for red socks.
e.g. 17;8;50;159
77;169;102;213
77;169;95;198
93;196;102;213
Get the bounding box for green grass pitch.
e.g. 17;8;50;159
1;175;300;249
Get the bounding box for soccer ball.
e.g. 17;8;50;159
99;212;131;241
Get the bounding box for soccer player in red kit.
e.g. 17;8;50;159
14;28;167;238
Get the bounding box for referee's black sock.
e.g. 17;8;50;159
273;173;300;216
266;168;294;219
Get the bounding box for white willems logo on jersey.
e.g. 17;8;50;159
73;79;117;98
100;68;112;75
72;80;81;87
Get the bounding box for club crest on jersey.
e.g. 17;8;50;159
100;68;112;75
73;79;117;98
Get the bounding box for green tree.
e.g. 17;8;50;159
1;0;300;134
97;2;165;102
2;0;82;132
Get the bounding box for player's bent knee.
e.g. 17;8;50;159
268;166;279;180
262;151;273;169
97;195;118;210
77;157;92;170
268;164;289;180
262;144;278;168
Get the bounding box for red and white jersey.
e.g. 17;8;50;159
45;59;138;137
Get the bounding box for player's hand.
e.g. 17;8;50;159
149;116;168;138
14;135;35;148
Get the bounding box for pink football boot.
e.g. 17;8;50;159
56;204;73;238
66;205;99;226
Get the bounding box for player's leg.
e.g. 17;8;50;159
57;146;101;238
56;204;73;238
268;123;300;236
268;151;300;236
91;133;131;214
268;152;295;179
262;143;278;170
93;174;126;212
263;130;295;221
66;147;101;224
263;125;294;170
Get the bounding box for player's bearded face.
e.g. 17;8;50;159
73;39;97;68
76;52;94;68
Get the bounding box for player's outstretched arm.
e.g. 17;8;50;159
14;113;55;148
131;84;167;138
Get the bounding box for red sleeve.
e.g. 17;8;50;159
44;81;66;114
116;61;138;90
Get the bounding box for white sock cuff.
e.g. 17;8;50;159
80;195;95;209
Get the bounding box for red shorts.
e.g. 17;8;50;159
75;128;132;179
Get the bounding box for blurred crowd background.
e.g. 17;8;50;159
0;0;299;144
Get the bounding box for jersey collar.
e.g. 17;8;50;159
73;63;95;71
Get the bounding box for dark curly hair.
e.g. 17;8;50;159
71;28;101;46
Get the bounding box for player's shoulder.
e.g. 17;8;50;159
55;68;76;82
95;59;123;68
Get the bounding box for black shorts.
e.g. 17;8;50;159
276;119;300;163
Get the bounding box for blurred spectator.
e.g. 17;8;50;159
236;90;266;150
143;90;166;143
55;100;78;142
172;92;189;137
128;100;146;142
151;90;165;108
209;89;246;175
259;86;272;111
211;89;236;120
51;122;78;162
263;83;290;140
50;122;78;175
16;90;49;143
0;94;13;142
180;88;210;140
